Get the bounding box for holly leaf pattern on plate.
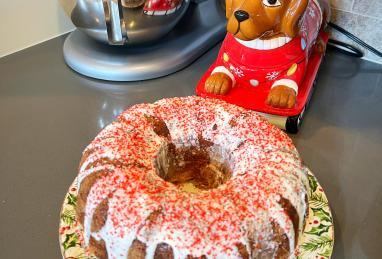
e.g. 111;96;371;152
300;235;333;253
310;192;328;208
308;174;318;192
305;224;330;236
312;207;332;223
319;246;334;258
63;232;79;250
61;208;76;226
67;193;77;206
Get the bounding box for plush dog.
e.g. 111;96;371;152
203;0;330;109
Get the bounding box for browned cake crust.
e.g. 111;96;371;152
126;241;211;259
186;255;207;259
236;243;250;259
76;171;108;225
273;221;290;259
128;239;147;259
279;197;300;242
89;236;108;259
154;243;174;259
91;198;109;233
145;115;171;139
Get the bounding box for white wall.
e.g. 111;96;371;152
0;1;75;57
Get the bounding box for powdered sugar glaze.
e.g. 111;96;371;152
77;96;309;259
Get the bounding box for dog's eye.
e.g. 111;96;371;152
262;0;281;7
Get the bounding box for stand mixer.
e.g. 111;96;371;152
60;0;226;81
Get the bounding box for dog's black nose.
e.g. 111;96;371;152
234;10;249;22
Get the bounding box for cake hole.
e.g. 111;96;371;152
155;143;232;193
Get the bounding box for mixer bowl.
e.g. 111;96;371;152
60;0;190;45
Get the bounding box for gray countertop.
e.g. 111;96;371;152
0;34;381;259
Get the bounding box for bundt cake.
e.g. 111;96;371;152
76;96;310;259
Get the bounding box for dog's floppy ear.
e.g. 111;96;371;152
280;0;309;37
226;0;233;19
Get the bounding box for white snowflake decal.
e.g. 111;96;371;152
308;7;315;18
229;65;244;78
265;71;280;81
300;24;307;34
300;24;308;38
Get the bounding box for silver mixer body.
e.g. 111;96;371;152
60;0;189;45
60;0;226;81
